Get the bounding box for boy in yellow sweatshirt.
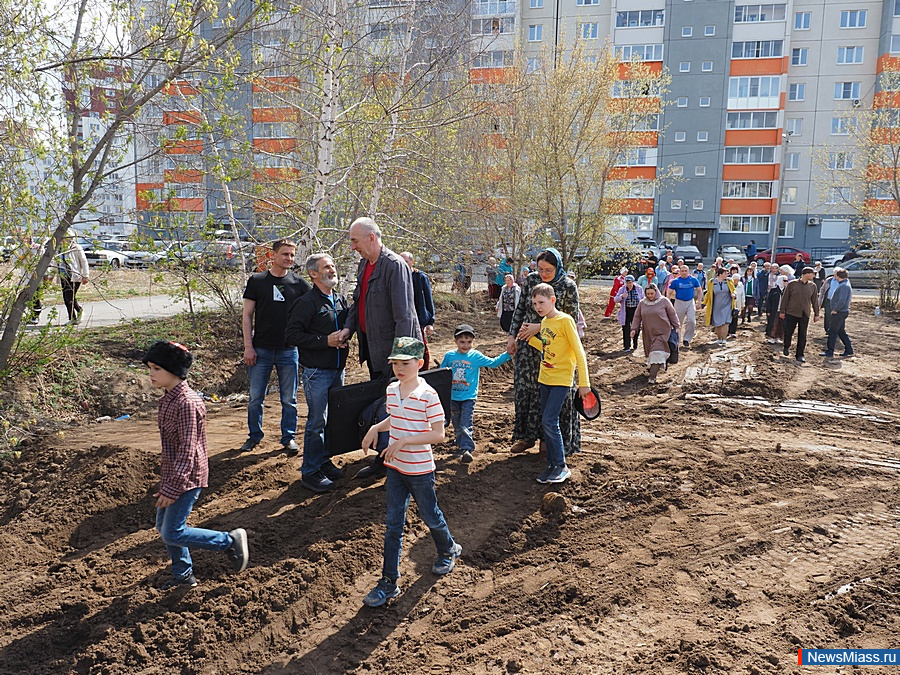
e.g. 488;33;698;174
527;283;591;484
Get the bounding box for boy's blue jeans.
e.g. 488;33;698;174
450;399;475;451
300;366;344;476
539;384;569;469
383;468;455;582
155;488;232;580
247;347;299;445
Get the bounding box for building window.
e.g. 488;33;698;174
580;22;599;39
779;220;795;238
785;118;802;136
788;83;805;101
831;116;854;134
726;111;779;129
615;147;653;166
724;146;776;164
720;216;771;233
674;131;686;141
896;0;900;16
693;199;704;210
785;152;800;170
791;48;808;66
677;96;688;107
673;165;684;176
834;82;861;100
528;24;542;41
616;10;666;28
530;0;543;6
795;11;810;30
705;25;715;36
702;61;713;72
471;18;515;35
840;10;866;29
732;40;783;58
825;187;852;204
722;181;773;198
892;36;900;54
473;50;514;68
783;186;797;204
679;62;690;72
695;165;706;176
682;26;693;37
526;58;541;74
728;75;781;108
837;46;864;64
576;0;598;4
697;131;709;141
828;152;853;170
699;96;711;107
734;4;786;23
616;44;664;61
671;200;682;209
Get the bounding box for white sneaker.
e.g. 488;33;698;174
776;338;783;344
766;338;776;344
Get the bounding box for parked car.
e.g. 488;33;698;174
124;242;169;268
716;245;748;265
79;238;128;269
820;252;848;268
837;257;900;288
673;245;703;265
633;238;662;261
754;246;811;266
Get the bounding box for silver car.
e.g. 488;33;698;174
837;257;900;288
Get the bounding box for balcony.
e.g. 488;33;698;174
472;0;515;17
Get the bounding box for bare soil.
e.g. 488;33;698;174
2;288;900;674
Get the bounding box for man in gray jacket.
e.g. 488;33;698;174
821;268;853;358
338;217;421;478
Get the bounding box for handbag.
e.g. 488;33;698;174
666;328;679;365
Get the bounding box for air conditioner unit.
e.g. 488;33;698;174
852;98;861;107
808;217;821;226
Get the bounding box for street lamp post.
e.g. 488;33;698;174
769;130;793;262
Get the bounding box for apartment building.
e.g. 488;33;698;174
507;0;900;256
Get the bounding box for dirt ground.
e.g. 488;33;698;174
2;286;900;674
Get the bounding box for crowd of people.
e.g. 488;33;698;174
142;226;856;607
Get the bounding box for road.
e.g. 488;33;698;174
31;294;217;329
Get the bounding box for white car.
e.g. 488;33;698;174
80;238;128;269
717;245;748;265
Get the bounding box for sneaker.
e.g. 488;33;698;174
363;577;400;607
460;450;474;463
510;440;534;454
820;351;834;358
283;439;300;456
536;466;553;484
355;462;386;479
840;352;855;358
776;338;783;344
225;528;249;573
682;340;690;348
27;318;39;326
766;337;776;344
320;460;343;481
546;465;572;484
432;543;462;575
239;438;259;452
301;471;335;493
796;356;806;364
160;574;198;590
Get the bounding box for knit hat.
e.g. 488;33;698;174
142;340;193;379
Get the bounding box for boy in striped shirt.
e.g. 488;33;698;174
361;336;461;607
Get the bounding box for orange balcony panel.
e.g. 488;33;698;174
864;198;899;215
252;76;300;93
719;198;776;215
163;169;203;183
871;128;900;144
163;80;199;96
169;198;204;212
469;67;516;85
874;91;900;108
253;138;298;153
164;140;203;155
877;55;900;73
724;129;780;146
252;107;297;123
617;62;663;79
162;111;201;126
136;182;164;210
722;164;778;181
609;167;657;180
866;164;897;181
729;57;787;76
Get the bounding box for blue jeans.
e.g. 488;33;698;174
155;488;232;580
248;347;298;444
539;384;569;469
450;399;475;451
300;367;344;476
383;468;455;582
826;311;852;354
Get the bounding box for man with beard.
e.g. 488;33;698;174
285;253;349;492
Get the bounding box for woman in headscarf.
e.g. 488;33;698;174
704;267;735;345
630;284;680;384
55;229;90;325
507;248;580;455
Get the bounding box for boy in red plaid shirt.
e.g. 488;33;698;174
142;341;249;589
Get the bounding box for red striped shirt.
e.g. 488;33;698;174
384;379;443;475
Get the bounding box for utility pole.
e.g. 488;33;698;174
769;130;793;260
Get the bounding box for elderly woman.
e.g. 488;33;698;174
614;274;644;352
496;273;521;333
507;248;580;455
630;284;680;384
704;267;735;345
56;229;90;325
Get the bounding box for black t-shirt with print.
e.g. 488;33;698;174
243;271;311;350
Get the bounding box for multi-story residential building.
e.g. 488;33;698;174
510;0;899;257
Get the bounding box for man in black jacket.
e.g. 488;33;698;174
285;253;349;493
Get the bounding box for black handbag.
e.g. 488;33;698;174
667;328;679;365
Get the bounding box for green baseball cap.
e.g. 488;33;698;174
388;336;425;361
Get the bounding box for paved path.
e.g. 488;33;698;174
34;294;217;329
